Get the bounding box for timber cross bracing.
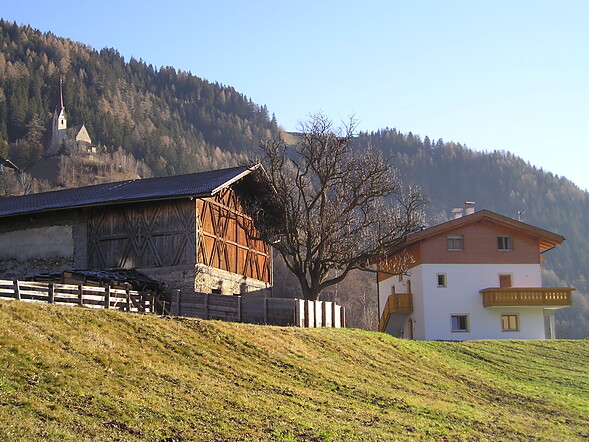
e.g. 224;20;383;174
88;200;197;269
197;188;271;283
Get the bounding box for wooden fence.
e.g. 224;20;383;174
171;290;345;328
0;278;155;313
0;279;345;328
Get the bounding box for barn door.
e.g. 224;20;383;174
88;201;196;269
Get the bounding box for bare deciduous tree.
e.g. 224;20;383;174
253;113;427;301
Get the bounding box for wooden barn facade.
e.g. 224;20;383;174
0;166;276;298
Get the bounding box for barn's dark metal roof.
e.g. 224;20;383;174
0;166;255;218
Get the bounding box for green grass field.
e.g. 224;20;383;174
0;300;587;441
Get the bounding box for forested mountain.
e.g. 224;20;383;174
0;20;280;175
0;20;587;337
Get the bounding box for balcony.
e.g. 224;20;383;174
378;293;413;332
480;287;574;308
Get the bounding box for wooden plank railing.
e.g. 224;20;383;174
0;279;154;313
170;290;345;328
378;293;413;332
480;287;574;308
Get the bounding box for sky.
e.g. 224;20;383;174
2;1;589;190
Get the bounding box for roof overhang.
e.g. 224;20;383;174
0;165;269;219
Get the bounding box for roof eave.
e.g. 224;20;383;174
0;192;213;219
210;165;258;195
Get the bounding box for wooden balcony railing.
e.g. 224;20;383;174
480;287;574;308
378;293;413;332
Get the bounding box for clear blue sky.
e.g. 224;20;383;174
3;1;589;190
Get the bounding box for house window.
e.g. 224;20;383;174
447;235;463;250
498;236;512;251
501;314;519;331
451;314;469;332
437;273;447;288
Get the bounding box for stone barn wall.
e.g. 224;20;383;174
0;210;87;279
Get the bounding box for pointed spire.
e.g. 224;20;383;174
56;79;64;114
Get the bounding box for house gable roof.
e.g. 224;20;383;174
390;209;564;255
0;166;260;218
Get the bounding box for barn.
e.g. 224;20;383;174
0;165;277;299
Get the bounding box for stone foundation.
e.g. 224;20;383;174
193;264;271;298
0;256;74;280
138;264;197;296
138;264;271;299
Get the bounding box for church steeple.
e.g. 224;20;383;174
56;78;64;115
48;79;67;156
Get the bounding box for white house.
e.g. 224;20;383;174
375;206;573;340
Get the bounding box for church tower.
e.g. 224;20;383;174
49;79;67;156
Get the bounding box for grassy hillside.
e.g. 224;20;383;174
1;301;588;441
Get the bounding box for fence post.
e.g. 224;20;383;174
205;292;209;319
48;283;55;304
13;279;21;301
237;296;242;323
78;284;84;306
126;286;131;312
104;285;111;309
305;300;313;328
175;289;181;316
323;301;332;328
315;300;323;327
295;299;305;327
332;302;337;328
264;297;268;325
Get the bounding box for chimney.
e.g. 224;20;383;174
452;208;463;219
464;201;475;215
